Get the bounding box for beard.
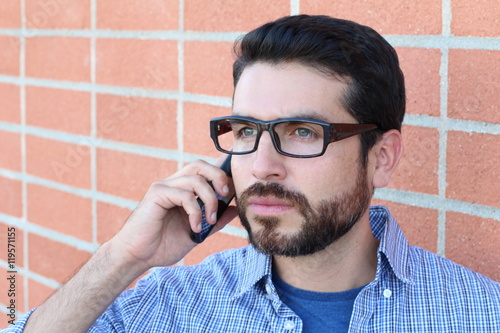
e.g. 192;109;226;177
236;166;372;257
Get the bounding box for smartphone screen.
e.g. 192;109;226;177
190;155;233;243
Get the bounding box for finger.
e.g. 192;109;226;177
160;175;222;225
146;184;206;233
175;159;233;201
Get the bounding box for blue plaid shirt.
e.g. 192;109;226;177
6;206;500;332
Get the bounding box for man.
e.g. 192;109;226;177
6;15;499;333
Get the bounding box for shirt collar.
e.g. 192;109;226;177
232;245;272;299
370;205;415;285
232;205;414;299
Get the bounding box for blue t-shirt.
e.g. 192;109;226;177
273;274;365;332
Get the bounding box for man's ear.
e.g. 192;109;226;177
371;129;404;188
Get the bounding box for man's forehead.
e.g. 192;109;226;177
231;62;355;123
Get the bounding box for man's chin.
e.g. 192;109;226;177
248;228;312;257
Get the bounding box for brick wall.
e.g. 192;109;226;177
0;0;499;323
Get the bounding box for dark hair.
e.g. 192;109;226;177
233;15;405;166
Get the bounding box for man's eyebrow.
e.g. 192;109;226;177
231;109;333;123
289;111;331;123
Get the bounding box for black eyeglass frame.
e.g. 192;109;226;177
210;116;379;158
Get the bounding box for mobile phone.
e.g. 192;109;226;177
190;155;233;243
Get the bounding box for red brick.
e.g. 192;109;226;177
396;48;441;117
448;50;500;123
27;184;92;241
0;0;21;28
96;202;131;244
96;94;177;149
446;212;499;281
388;125;439;195
371;200;438;253
0;83;20;123
184;41;234;97
96;39;177;90
184;0;289;31
184;231;248;265
183;102;230;156
0;131;21;171
0;36;20;76
447;131;499;207
451;0;500;37
26;135;91;189
96;149;177;201
0;268;24;317
97;0;178;30
25;0;90;30
0;177;22;217
0;221;24;268
28;233;91;283
25;37;90;82
301;0;441;35
28;279;55;309
26;86;91;135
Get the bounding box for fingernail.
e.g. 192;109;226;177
197;223;202;232
222;185;229;194
211;212;217;222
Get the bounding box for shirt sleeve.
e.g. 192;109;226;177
87;310;124;333
1;270;160;333
0;309;36;333
86;270;161;333
0;307;122;333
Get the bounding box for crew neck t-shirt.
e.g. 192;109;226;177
272;274;365;332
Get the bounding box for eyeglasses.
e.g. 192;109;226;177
210;116;378;158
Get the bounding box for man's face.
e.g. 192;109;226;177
231;62;373;257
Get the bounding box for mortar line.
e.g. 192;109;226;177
442;0;452;37
437;48;449;258
19;0;30;314
290;0;300;15
177;0;185;171
90;0;98;245
373;189;500;221
0;77;233;107
436;0;452;258
0;261;60;290
177;0;186;267
2;29;499;49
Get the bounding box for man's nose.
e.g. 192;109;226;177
251;131;286;181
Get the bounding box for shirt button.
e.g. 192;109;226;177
383;289;392;298
284;320;295;330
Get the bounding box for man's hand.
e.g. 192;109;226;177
111;158;237;270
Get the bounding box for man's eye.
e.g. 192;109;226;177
240;127;257;136
294;128;315;137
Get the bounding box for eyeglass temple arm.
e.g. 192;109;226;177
329;124;378;142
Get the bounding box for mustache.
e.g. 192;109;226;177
237;182;311;213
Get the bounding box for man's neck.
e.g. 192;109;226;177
272;214;379;293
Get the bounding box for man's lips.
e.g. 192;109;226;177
247;196;295;216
